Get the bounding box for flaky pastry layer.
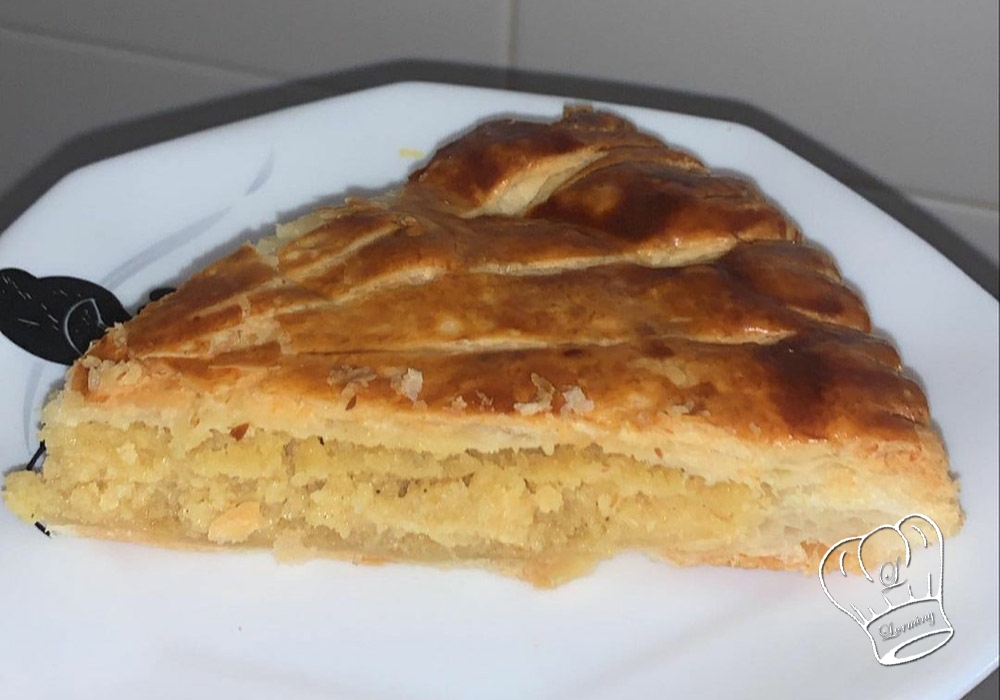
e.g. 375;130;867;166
6;421;951;586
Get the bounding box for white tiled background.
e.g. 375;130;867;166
0;1;996;695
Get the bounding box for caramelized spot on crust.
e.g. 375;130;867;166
530;160;796;246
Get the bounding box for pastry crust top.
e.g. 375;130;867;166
63;107;945;487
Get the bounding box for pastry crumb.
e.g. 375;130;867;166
392;368;423;404
514;373;555;416
560;385;594;415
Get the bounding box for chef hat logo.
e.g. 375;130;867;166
819;514;954;665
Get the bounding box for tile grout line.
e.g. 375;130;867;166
853;183;1000;217
0;22;284;84
902;191;999;216
506;0;520;70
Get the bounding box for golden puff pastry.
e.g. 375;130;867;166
3;107;962;586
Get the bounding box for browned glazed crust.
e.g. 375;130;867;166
82;110;934;449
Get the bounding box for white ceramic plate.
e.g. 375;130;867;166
0;82;996;699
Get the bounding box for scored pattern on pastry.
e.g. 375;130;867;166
91;108;921;443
